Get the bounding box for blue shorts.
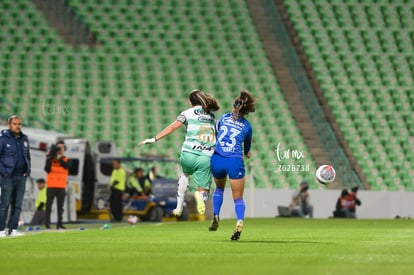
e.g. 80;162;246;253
211;154;245;180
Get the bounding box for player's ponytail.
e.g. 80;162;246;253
189;90;220;114
232;90;256;120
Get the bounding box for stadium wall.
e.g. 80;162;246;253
217;189;414;219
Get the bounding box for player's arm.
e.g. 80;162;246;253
243;126;253;158
154;120;183;141
140;120;184;145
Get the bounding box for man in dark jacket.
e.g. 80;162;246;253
0;115;31;237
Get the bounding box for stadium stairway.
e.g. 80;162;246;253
247;0;347;188
273;0;367;189
280;0;413;191
31;0;98;48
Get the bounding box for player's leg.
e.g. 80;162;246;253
193;154;213;215
173;152;193;216
172;174;189;216
212;177;226;216
208;177;226;231
228;157;246;241
209;154;228;231
229;177;245;240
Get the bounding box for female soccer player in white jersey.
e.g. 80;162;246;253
208;90;256;240
140;90;220;216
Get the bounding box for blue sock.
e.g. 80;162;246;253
234;198;245;221
212;187;224;216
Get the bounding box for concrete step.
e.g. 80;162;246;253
246;0;342;186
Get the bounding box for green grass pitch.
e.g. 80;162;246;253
2;218;414;275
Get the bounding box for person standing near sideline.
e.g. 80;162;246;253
44;141;71;230
208;91;256;241
0;115;31;237
29;178;47;226
140;90;220;217
109;159;126;222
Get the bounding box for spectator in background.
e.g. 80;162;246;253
333;189;349;218
44;141;71;230
289;180;313;218
127;167;152;196
29;178;47;225
345;186;361;218
0;115;31;238
148;166;162;181
110;159;126;222
333;187;361;218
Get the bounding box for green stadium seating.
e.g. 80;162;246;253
0;0;318;188
285;0;414;190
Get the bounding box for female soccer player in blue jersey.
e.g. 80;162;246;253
140;90;220;217
208;90;256;240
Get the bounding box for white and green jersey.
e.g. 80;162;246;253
177;106;217;157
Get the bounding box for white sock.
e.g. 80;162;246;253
200;191;209;202
175;174;189;211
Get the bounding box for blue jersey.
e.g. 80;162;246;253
214;113;252;158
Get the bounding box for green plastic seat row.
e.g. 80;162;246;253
288;0;414;188
0;0;312;189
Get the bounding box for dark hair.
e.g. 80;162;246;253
36;178;46;184
189;90;220;114
134;167;144;173
232;90;256;120
341;189;349;197
55;140;67;152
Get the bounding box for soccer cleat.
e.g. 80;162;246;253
230;220;244;241
0;230;7;238
172;208;182;217
194;191;205;215
9;229;24;237
208;215;220;231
